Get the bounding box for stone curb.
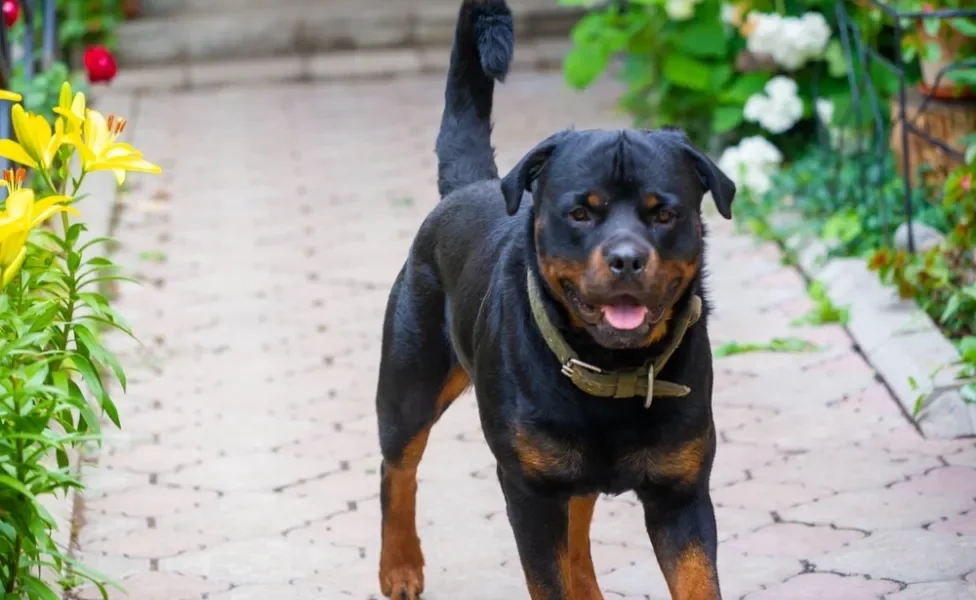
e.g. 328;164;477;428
105;42;571;92
777;222;976;439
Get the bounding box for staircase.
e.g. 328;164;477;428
118;0;582;67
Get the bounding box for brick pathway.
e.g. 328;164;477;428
74;72;976;600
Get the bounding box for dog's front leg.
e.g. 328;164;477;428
497;465;574;600
640;489;721;600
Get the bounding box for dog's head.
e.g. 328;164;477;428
502;128;735;350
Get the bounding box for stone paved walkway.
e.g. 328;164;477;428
73;72;976;600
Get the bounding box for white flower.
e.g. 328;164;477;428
717;136;783;196
666;0;697;21
765;76;798;99
743;76;804;134
737;135;784;164
744;11;832;71
815;98;834;125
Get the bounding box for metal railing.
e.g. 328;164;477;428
0;0;59;174
813;0;976;252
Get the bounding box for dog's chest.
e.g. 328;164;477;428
511;424;707;494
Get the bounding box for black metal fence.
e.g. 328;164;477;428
0;0;58;174
818;0;976;252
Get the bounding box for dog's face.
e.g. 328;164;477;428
501;129;735;350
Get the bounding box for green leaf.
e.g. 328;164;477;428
75;324;127;391
671;19;727;58
712;106;744;133
662;53;712;91
719;73;770;103
958;337;976;363
22;575;61;600
67;251;81;273
70;353;120;428
951;17;976;37
824;39;847;78
713;337;820;358
947;68;976;87
940;293;961;324
563;45;612;90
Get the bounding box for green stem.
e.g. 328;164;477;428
775;0;785;16
5;380;24;595
58;211;76;354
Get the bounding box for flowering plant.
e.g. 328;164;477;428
560;0;897;160
0;82;159;598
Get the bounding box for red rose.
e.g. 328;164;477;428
83;45;118;84
2;0;19;28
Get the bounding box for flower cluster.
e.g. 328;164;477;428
743;76;804;134
0;83;160;288
744;11;832;71
665;0;705;21
718;135;784;196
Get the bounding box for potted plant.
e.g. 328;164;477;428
898;0;976;100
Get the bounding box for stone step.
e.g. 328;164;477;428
118;0;582;67
108;40;572;91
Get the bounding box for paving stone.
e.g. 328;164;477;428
781;487;976;530
712;481;832;511
86;484;218;517
886;581;976;600
891;466;976;498
928;510;976;536
78;570;230;600
814;529;976;582
161;537;359;584
723;522;865;559
742;572;899;599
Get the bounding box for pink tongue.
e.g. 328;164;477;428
602;304;648;330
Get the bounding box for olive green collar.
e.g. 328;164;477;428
527;271;702;408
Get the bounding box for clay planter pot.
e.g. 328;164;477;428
123;0;139;19
916;21;975;100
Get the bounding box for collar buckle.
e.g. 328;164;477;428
560;357;603;378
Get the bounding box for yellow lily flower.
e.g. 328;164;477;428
0;89;22;103
0;104;64;170
72;109;161;185
53;81;86;135
0;171;77;288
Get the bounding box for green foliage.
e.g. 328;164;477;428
867;140;976;404
561;0;902;151
56;0;125;53
562;0;743;144
735;144;950;258
0;219;133;598
791;281;850;327
713;337;819;357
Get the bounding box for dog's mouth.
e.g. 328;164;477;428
563;285;668;331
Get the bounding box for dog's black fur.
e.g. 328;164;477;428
375;1;735;598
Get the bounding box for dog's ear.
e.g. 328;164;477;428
683;144;736;220
500;130;573;216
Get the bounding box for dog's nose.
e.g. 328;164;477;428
604;242;649;277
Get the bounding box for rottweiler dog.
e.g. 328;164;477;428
374;1;735;598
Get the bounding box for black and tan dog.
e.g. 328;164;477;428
375;1;735;598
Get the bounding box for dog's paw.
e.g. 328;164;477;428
379;564;424;600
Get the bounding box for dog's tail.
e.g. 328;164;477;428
435;0;514;199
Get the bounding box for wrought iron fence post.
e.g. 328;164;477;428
22;0;34;81
42;0;56;69
892;18;915;252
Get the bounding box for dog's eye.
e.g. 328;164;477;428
569;207;591;222
655;209;676;224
